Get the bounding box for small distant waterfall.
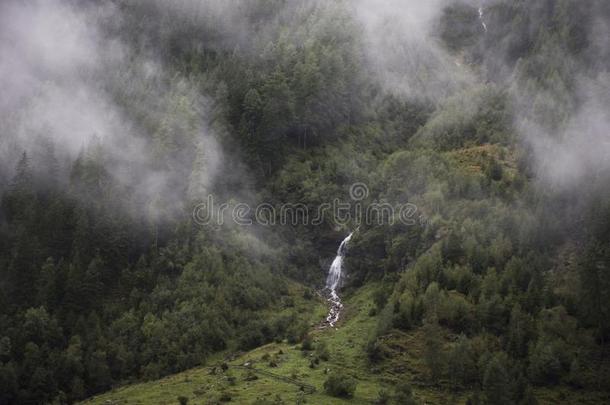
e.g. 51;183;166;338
478;6;488;32
325;233;353;327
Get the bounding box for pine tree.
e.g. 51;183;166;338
579;242;610;343
448;334;476;388
0;361;18;404
3;152;35;222
187;140;211;201
36;258;59;309
507;304;533;358
31;136;60;193
520;385;538;405
482;353;511;405
423;316;444;383
86;349;112;393
241;88;263;136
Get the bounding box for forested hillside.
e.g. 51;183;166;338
0;0;609;404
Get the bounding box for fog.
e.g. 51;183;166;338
0;0;222;218
353;0;474;104
510;3;610;191
1;0;608;207
354;0;610;190
522;75;610;190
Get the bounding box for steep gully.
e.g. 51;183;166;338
323;232;353;328
321;7;485;329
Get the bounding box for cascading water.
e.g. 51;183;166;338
478;6;488;32
325;233;353;327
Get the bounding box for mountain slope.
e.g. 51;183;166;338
81;281;610;404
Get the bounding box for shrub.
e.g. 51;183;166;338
324;372;357;398
239;328;264;350
485;159;503;181
375;389;390;405
283;296;295;307
303;289;314;300
251;400;274;405
301;335;314;351
286;321;308;344
373;285;392;312
394;382;417;405
219;391;232;402
244;371;258;382
315;341;330;361
365;338;386;363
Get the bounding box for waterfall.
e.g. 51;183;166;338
325;232;353;327
478;6;488;32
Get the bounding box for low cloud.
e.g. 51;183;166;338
522;73;610;190
0;0;222;218
352;0;474;104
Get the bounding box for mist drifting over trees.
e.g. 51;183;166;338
0;0;609;403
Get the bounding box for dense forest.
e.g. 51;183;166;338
0;0;609;404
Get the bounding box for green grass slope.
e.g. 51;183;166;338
80;284;391;404
81;282;610;405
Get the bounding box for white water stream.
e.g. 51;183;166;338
324;233;353;327
478;6;488;32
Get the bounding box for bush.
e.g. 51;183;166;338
303;289;314;300
485;159;503;182
373;285;392;312
301;335;313;351
394;382;417;405
177;396;188;405
315;341;330;361
375;389;390;405
251;400;274;405
283;296;295;307
324;372;357;398
286;321;308;344
219;391;232;402
366;338;386;363
244;371;258;382
239;328;264;350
